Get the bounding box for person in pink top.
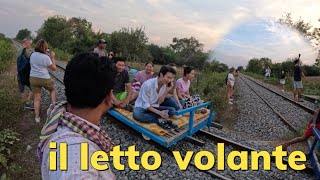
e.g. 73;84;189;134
131;62;154;101
177;67;194;100
176;67;204;108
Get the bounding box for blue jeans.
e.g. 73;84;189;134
161;96;186;110
133;106;176;123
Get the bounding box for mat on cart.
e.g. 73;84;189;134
113;108;210;136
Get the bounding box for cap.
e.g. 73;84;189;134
98;39;106;44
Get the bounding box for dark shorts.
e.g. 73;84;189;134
304;122;320;137
17;75;31;93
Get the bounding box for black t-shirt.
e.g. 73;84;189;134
113;70;129;93
294;65;302;81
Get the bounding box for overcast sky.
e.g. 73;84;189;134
1;0;320;67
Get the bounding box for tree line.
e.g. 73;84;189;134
15;15;229;72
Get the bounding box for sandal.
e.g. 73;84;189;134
166;120;178;129
157;120;172;130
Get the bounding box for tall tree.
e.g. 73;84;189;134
108;27;150;62
36;15;71;48
170;37;203;59
278;13;313;41
16;28;31;40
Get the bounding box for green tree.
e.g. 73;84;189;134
170;37;203;59
36;15;71;48
204;59;229;73
148;44;165;64
279;13;313;41
16;28;32;41
237;66;244;71
108;27;151;62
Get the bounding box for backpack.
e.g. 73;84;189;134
225;74;228;85
17;48;31;86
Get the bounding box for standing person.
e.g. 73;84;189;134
93;39;107;57
131;62;154;101
112;57;133;110
265;66;271;84
133;66;178;130
280;71;287;91
17;37;34;109
227;68;236;105
38;53;116;179
282;107;320;150
293;58;308;102
30;39;57;123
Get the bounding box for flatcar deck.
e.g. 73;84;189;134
108;102;214;147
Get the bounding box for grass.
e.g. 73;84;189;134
0;45;41;179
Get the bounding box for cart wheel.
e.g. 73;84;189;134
142;134;151;141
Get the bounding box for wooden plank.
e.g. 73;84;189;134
163;115;209;143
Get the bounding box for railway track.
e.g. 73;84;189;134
241;74;316;114
12;41;315;179
239;74;316;133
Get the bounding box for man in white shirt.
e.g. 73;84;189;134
93;39;107;57
133;66;178;130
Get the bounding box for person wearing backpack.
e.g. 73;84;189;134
30;39;57;123
17;38;34;110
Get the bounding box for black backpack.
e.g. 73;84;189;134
17;48;31;86
225;74;228;85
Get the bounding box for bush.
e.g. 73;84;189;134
191;71;228;112
0;129;20;179
0;38;15;73
51;47;73;61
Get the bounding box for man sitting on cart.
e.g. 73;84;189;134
133;66;179;130
112;57;134;111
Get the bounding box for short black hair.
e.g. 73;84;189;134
159;66;176;77
183;67;194;76
168;63;176;67
114;57;126;64
294;58;300;64
145;61;154;67
64;53;115;108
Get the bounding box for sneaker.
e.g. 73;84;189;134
228;101;233;105
157;120;172;130
173;115;182;119
35;117;40;123
166;120;178;130
24;102;34;110
229;98;234;101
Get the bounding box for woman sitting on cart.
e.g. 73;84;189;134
176;67;204;108
133;66;179;130
130;62;155;101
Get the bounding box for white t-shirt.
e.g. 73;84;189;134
227;73;235;87
265;69;271;77
135;77;166;110
30;52;52;79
